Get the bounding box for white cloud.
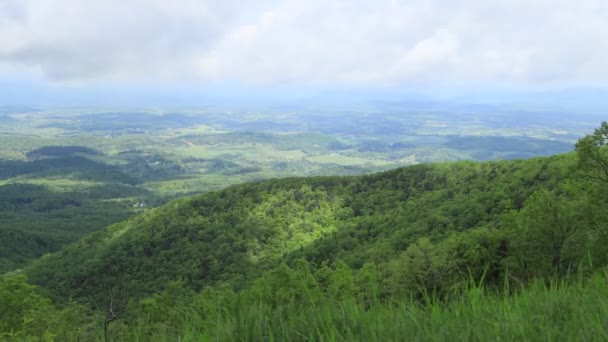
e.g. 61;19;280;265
0;0;262;82
1;0;608;86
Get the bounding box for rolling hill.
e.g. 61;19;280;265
26;152;597;303
5;125;608;339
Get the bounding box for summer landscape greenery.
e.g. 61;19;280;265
1;107;608;340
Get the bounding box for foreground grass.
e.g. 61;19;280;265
5;272;608;341
116;273;608;342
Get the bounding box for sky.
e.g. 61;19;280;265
1;0;608;105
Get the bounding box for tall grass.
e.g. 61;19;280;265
113;272;608;341
19;271;606;341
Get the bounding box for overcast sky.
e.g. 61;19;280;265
1;0;607;93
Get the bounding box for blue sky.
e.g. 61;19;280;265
1;0;607;105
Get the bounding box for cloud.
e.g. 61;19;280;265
0;0;264;82
1;0;608;87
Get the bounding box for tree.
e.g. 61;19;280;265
0;276;50;336
103;284;130;342
574;121;608;264
390;238;456;298
575;121;608;183
507;189;588;277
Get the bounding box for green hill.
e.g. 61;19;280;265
25;152;603;300
4;123;608;340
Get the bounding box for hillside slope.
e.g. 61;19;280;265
26;152;601;306
6;137;608;340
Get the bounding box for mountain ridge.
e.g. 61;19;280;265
25;152;582;305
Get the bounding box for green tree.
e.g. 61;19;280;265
507;189;588;277
0;275;92;340
390;238;456;297
575;121;608;183
574;123;608;263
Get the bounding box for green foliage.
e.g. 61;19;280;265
24;152;587;307
390;237;456;297
10;145;605;340
3;120;608;340
575;121;608;183
0;275;97;341
0;275;52;335
505;188;590;277
0;183;144;273
0;109;586;275
187;271;608;342
26;145;103;160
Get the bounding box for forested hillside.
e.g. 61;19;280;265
24;154;584;301
0;148;153;273
0;107;586;274
3;123;608;340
